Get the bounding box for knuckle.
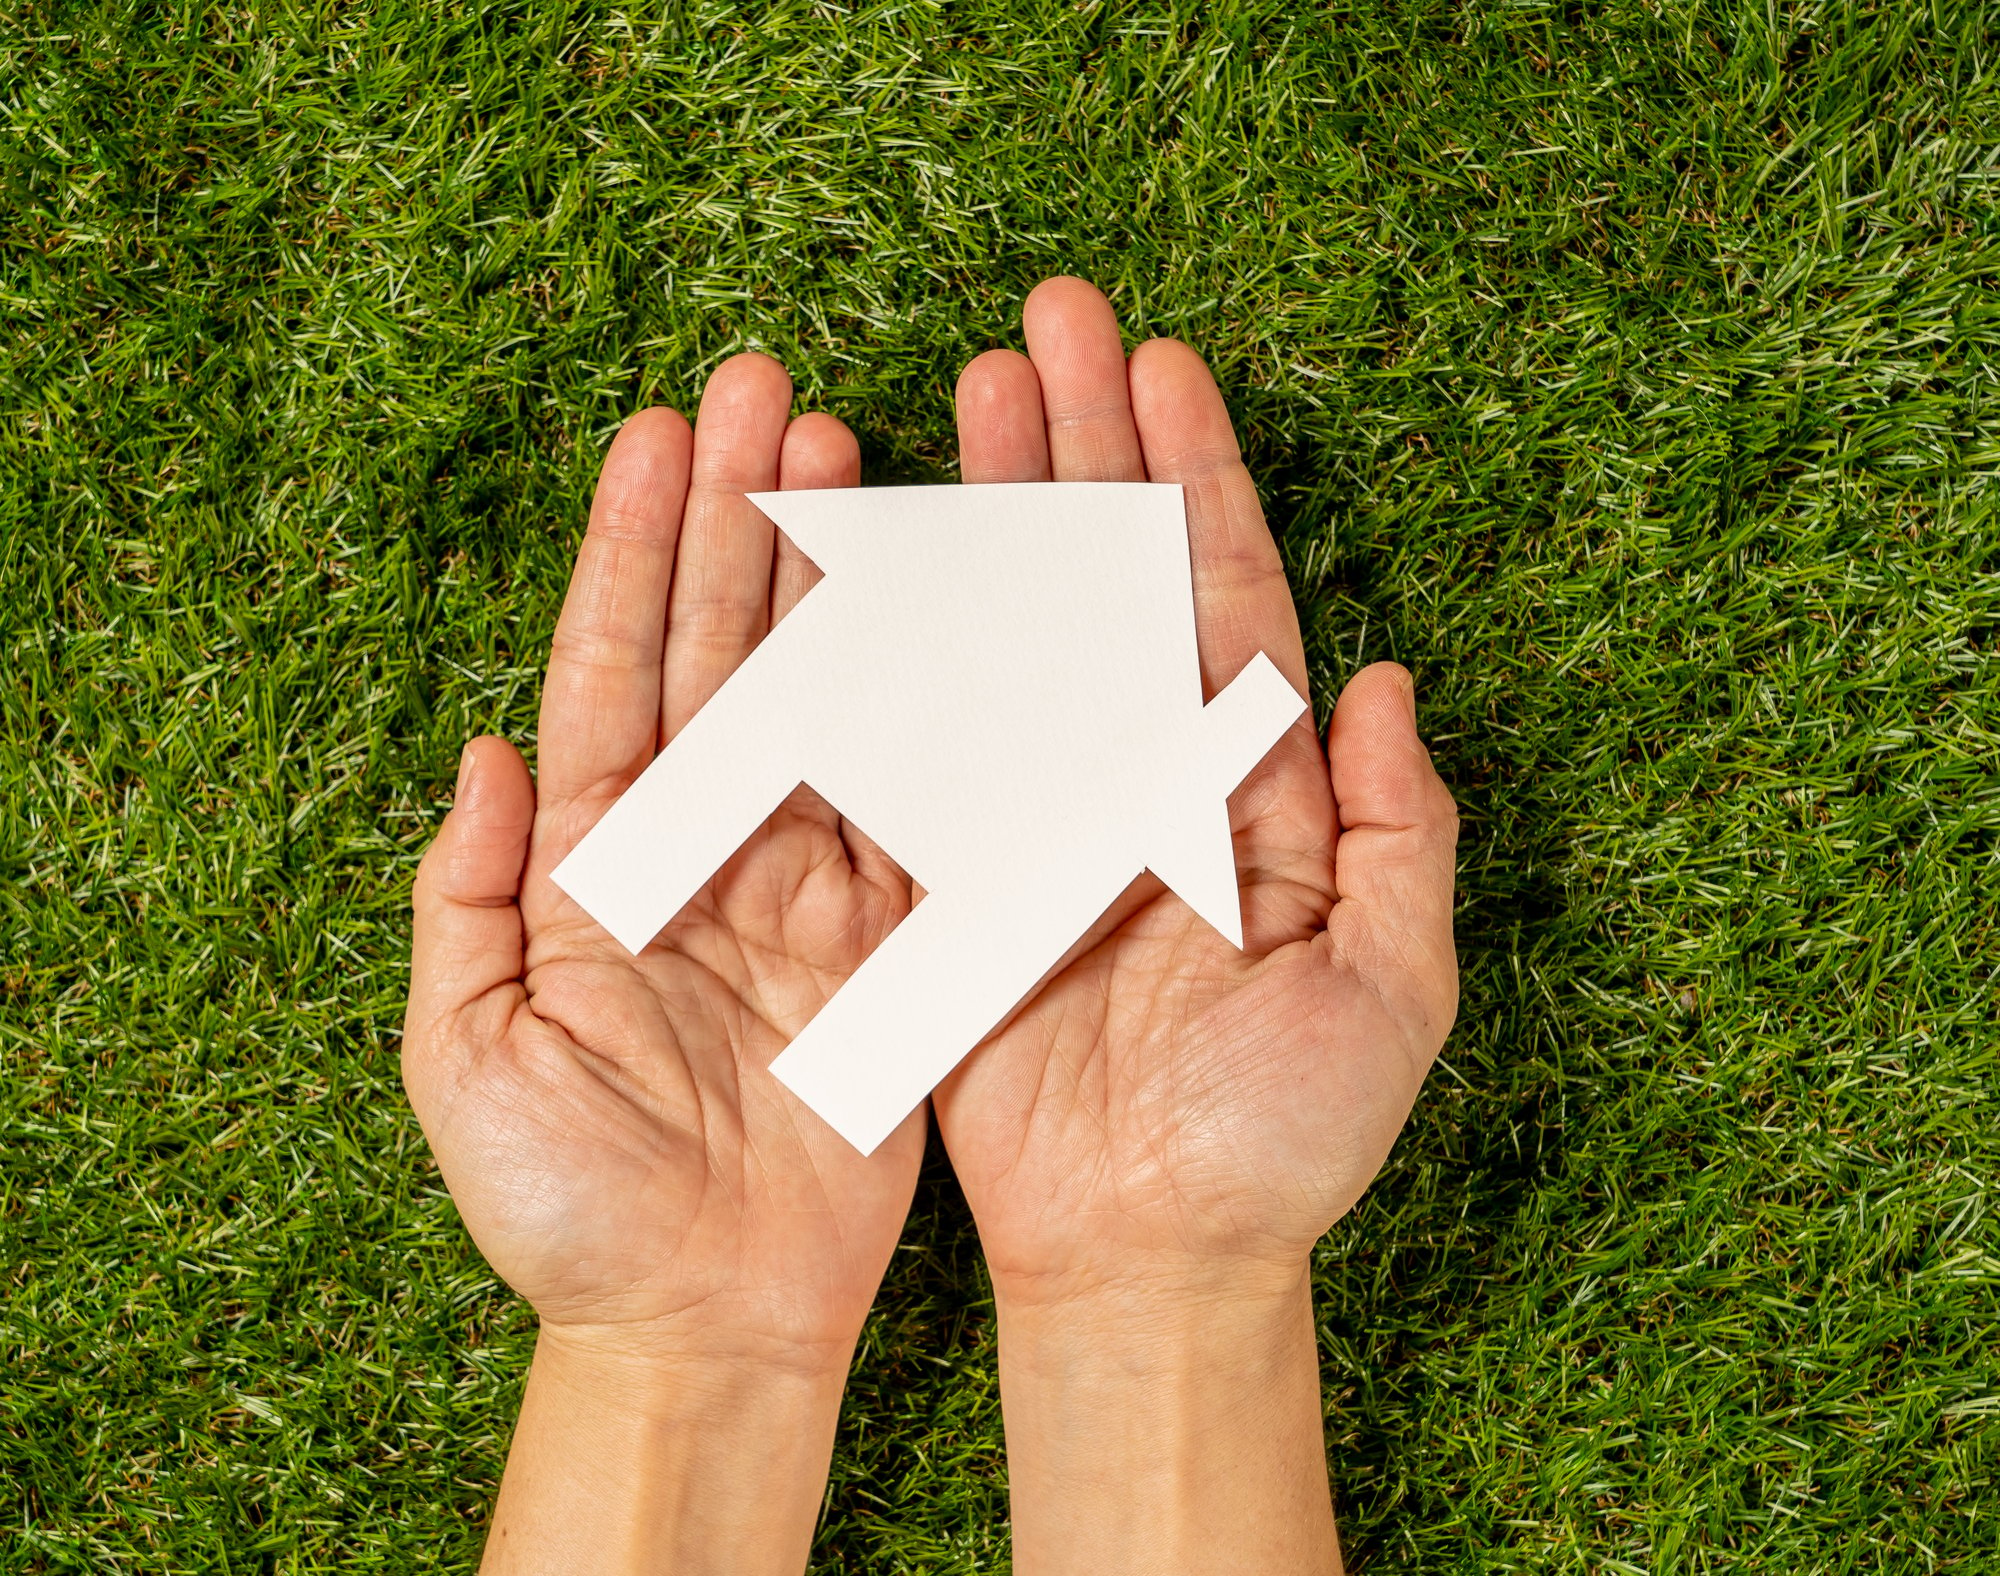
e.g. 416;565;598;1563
1165;441;1247;484
588;499;668;545
549;620;653;672
1045;390;1133;432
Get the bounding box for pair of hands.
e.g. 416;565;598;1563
403;278;1458;1573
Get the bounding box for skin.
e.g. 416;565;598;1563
403;369;927;1573
403;277;1458;1574
938;279;1458;1573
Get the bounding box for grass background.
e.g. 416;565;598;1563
3;0;1997;1569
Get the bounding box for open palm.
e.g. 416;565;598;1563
402;359;924;1366
934;280;1460;1305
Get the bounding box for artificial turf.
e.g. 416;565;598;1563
3;0;1997;1569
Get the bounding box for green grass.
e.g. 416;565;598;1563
3;0;1997;1569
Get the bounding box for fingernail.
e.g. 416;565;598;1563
455;743;476;801
1398;668;1418;721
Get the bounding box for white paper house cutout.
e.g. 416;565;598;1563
552;482;1307;1154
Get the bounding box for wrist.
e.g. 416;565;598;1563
481;1322;852;1575
532;1309;860;1390
994;1255;1315;1401
523;1320;853;1455
989;1244;1311;1328
992;1259;1339;1576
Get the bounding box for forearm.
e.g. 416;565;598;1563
482;1325;850;1575
996;1263;1341;1576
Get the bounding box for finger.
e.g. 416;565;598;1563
1021;277;1145;482
537;407;693;807
663;353;793;738
406;737;536;1096
1128;336;1332;923
1127;338;1307;697
771;411;912;898
956;349;1051;483
767;411;855;836
771;411;859;623
1324;664;1459;1011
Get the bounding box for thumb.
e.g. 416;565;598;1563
1323;664;1459;1019
405;736;535;1093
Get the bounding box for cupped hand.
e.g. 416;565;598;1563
402;357;925;1371
937;279;1460;1310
